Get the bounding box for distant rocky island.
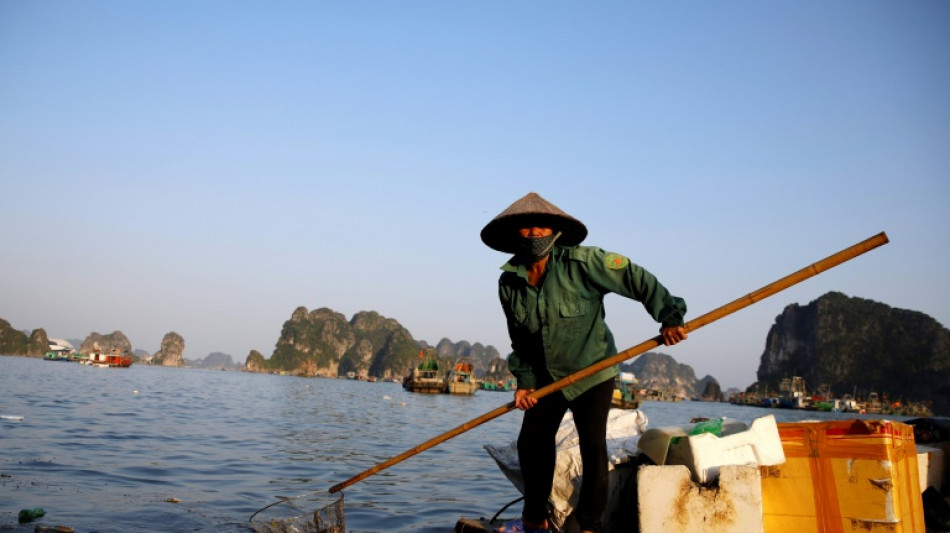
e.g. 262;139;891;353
620;352;724;402
2;290;947;415
186;351;243;370
619;291;950;415
752;291;949;417
0;323;191;368
0;318;49;356
244;306;504;382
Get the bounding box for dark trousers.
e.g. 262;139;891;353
518;378;614;532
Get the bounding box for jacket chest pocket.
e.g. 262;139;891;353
509;292;538;332
556;299;592;341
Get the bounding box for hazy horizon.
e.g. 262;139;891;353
4;284;942;389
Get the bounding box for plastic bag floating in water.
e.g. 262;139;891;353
249;492;344;533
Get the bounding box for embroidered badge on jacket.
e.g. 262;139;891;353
605;253;629;270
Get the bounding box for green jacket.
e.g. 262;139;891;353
499;245;687;401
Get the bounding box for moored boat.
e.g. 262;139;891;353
814;399;842;412
403;349;446;394
80;349;133;368
43;351;79;362
864;391;884;414
445;357;477;395
839;394;862;413
611;372;640;409
641;388;682;402
480;378;515;392
776;376;809;409
43;338;81;362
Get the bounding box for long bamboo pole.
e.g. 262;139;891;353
328;231;889;494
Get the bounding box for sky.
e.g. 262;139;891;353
1;1;948;390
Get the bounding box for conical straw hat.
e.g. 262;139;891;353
480;192;588;253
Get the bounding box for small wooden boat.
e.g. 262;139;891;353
80;349;133;368
403;349;446;394
641;388;682;402
445;358;477;396
864;391;884;414
612;372;640;409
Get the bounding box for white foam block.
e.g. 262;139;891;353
668;414;786;484
637;418;748;466
917;444;944;493
637;465;765;533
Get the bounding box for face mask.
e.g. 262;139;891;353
515;231;561;262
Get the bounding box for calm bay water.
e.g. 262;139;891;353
0;356;913;532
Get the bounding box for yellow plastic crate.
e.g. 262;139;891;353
760;419;924;533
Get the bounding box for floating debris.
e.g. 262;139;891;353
35;526;75;533
18;508;45;523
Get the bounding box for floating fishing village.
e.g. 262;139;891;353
728;376;935;418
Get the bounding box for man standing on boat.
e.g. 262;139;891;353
481;192;688;533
